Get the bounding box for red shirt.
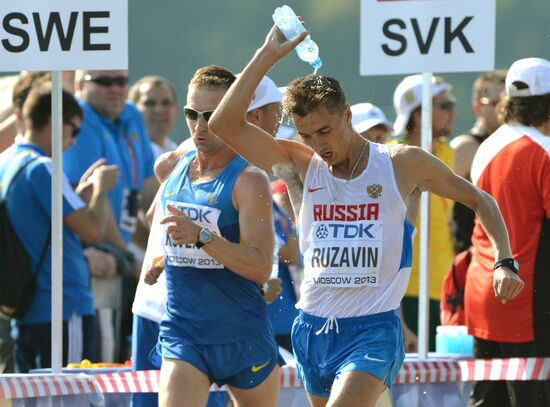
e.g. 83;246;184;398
467;124;550;342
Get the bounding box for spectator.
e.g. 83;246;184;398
450;70;506;253
129;76;179;160
0;83;119;371
351;102;393;143
0;72;75;153
64;70;157;363
466;57;549;407
244;75;302;352
0;71;52;373
393;74;457;352
0;74;20;153
127;75;180;280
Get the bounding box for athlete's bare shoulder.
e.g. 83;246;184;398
233;164;272;210
387;143;423;162
386;143;429;199
154;150;184;183
154;138;196;182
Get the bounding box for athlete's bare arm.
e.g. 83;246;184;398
209;26;312;176
159;166;275;285
390;144;524;303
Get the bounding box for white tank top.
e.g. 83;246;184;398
296;143;413;317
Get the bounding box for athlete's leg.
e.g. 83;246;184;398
306;393;329;407
326;370;385;407
227;364;280;407
158;357;211;407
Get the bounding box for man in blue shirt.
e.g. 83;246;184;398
0;83;119;371
63;70;157;363
65;70;157;245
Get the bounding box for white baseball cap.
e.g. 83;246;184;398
505;57;550;97
275;124;296;140
247;75;284;112
350;103;393;134
393;74;449;135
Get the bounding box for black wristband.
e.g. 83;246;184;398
493;258;519;274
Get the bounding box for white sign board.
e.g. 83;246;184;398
0;0;127;71
360;0;495;76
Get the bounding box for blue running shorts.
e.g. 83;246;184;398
291;309;404;397
153;331;284;389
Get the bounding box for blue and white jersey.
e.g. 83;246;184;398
296;142;414;317
0;143;94;323
63;101;155;243
159;151;271;344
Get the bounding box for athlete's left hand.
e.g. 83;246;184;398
263;278;282;304
493;267;524;304
160;205;201;246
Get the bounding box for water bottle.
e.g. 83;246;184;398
272;5;323;71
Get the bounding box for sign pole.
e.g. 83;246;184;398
51;71;63;373
418;72;433;359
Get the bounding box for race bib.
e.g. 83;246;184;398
163;200;224;269
303;220;383;287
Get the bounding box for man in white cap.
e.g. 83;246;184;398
246;75;284;137
350;103;392;143
466;57;550;407
245;76;302;353
393;75;457;352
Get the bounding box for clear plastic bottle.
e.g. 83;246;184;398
272;5;322;71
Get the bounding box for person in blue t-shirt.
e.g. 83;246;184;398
65;70;157;246
0;83;119;372
63;70;158;363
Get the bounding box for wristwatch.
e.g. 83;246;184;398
195;227;213;249
493;258;519;274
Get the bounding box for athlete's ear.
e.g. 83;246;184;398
343;104;352;124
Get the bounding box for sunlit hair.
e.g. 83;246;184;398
283;75;346;117
188;65;235;91
128;75;178;104
12;72;51;110
472;70;506;101
498;93;550;127
22;82;82;131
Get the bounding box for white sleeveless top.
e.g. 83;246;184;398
296;143;413;318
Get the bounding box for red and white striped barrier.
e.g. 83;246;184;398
0;358;548;399
0;373;99;399
394;357;550;384
91;358;550;392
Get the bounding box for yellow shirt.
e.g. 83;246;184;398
399;138;456;300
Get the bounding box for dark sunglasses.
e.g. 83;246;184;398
183;107;215;122
84;75;128;87
64;120;80;139
435;99;456;111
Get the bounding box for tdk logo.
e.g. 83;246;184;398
175;206;213;224
316;223;375;239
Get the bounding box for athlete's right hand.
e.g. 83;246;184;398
160;205;201;246
261;24;308;63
